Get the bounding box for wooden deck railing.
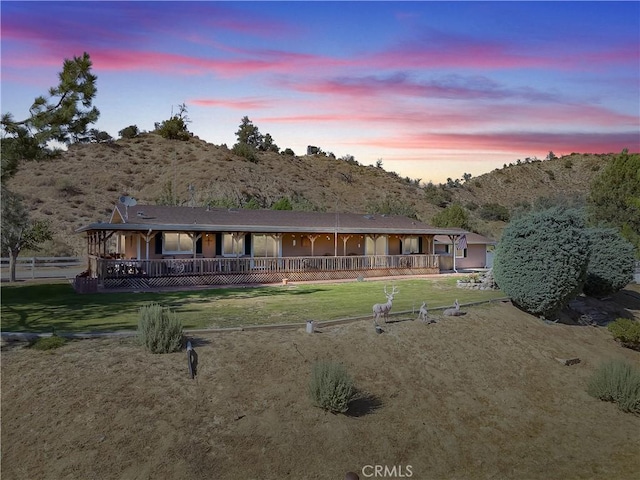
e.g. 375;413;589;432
92;254;439;278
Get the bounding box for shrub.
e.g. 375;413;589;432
587;359;640;413
493;207;590;319
584;228;635;297
138;303;183;353
232;142;257;163
478;202;510;222
309;361;355;413
30;335;67;351
432;203;470;229
119;125;139;139
608;318;640;350
154;116;190;141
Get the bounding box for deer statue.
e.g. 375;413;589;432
443;299;464;316
372;285;399;325
417;301;429;322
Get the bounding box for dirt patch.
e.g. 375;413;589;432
2;296;640;480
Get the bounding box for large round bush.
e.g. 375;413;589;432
584;227;635;297
493;207;590;319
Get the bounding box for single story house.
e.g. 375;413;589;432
76;203;471;290
434;231;497;271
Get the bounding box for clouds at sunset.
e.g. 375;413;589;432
2;1;638;182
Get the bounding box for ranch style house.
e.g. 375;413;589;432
76;204;487;291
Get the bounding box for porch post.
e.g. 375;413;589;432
341;235;352;256
307;234;319;256
448;235;457;273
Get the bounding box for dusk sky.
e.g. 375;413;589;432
2;1;639;183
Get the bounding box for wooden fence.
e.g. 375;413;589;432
1;256;84;280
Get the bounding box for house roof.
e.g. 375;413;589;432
77;204;466;236
433;231;497;245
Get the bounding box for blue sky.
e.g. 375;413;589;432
2;1;638;182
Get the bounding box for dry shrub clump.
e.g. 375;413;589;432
309;361;355;413
587;359;640;414
137;303;183;353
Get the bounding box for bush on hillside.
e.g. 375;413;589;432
493;207;590;319
587;359;640;414
119;125;139;139
478;202;510;222
309;361;355;414
232;142;258;163
583;228;634;297
432;203;470;229
607;318;640;351
138;303;183;353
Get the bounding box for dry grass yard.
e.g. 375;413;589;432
2;288;639;480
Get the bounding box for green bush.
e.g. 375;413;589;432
118;125;139;139
309;361;355;413
584;228;635;297
232;142;257;162
478;202;510;221
608;318;640;350
587;359;640;413
31;335;67;351
137;303;183;353
493;207;590;318
154;116;190;141
432;203;470;229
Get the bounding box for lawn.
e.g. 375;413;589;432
1;277;505;333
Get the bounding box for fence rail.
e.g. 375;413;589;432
1;256;84;280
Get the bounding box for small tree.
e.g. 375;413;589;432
154;104;191;140
118;125;139;139
583;227;635;297
260;133;279;153
1;187;53;282
235;116;263;148
493;207;590;319
432;204;470;229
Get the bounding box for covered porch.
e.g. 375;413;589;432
89;253;441;289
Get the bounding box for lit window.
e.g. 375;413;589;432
402;237;419;254
163;233;193;254
365;236;387;255
253;235;278;257
223;233;244;256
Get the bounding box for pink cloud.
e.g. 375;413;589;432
358;131;639;154
191;98;272;110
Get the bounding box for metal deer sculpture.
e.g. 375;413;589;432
418;301;429;322
443;299;463;316
373;285;399;325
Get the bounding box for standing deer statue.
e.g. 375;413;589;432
372;285;399;325
417;301;429;322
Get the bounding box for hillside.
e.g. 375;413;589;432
6;133;614;255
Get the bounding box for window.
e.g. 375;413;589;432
253;235;278;257
223;233;244;256
365;236;387;255
163;233;193;254
446;245;467;258
402;237;419;254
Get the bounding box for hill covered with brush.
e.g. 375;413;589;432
6;132;615;255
